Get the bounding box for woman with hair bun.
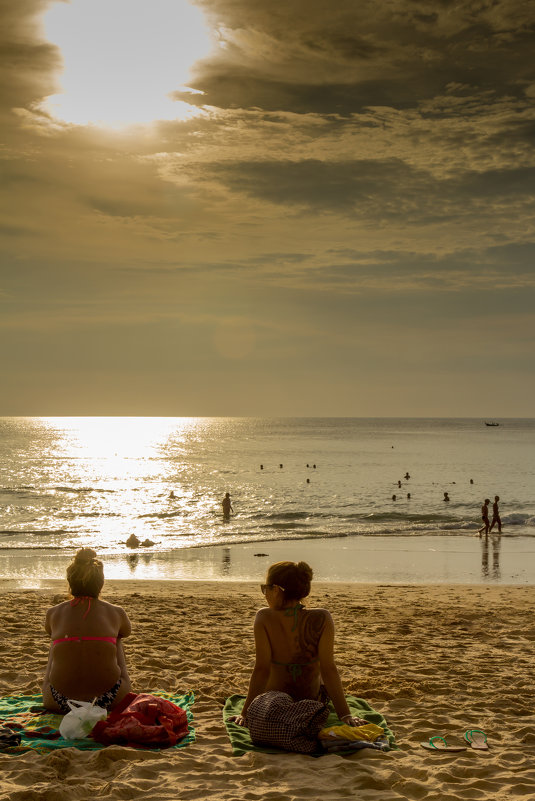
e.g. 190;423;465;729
233;560;365;728
42;548;132;713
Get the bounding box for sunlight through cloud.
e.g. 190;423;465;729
42;0;213;127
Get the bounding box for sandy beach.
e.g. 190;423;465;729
1;579;534;800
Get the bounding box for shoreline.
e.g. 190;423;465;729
1;580;534;800
1;533;534;588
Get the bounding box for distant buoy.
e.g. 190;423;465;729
279;464;283;469
260;464;263;470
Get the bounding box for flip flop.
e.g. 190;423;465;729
420;736;466;752
464;729;489;750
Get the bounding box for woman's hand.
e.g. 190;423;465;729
230;714;247;727
341;714;367;727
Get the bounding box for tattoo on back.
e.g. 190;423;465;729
295;610;326;662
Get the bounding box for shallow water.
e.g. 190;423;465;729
1;417;533;582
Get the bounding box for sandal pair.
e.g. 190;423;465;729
421;729;488;751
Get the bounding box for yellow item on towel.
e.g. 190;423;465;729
318;723;385;742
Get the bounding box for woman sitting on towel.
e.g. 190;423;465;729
42;548;132;713
233;560;366;727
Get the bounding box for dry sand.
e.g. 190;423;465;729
1;580;534;801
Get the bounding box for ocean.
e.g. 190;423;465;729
1;417;534;585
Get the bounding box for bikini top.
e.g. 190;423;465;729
53;635;117;646
52;595;117;646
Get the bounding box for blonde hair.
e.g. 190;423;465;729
66;548;104;598
266;561;313;601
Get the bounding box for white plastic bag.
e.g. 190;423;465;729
59;699;108;739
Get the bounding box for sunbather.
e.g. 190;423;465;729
232;560;366;728
42;548;132;713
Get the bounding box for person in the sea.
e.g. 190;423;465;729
222;492;234;519
478;498;490;537
42;548;132;713
231;560;366;728
489;495;502;534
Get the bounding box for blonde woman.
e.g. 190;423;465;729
42;548;132;713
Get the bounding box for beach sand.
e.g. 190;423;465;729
1;580;534;800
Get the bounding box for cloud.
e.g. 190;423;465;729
0;0;61;113
188;0;535;113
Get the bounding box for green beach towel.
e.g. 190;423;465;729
223;694;397;756
0;691;195;754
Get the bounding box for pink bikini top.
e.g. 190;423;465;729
53;635;117;646
52;595;117;646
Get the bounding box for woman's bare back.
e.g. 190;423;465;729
260;606;328;700
44;598;131;705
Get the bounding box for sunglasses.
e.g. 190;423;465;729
260;583;285;595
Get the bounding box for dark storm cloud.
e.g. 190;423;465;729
189;0;535;114
174;76;419;116
203;158;535;223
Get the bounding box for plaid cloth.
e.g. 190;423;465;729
247;691;329;754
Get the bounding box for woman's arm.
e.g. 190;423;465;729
116;638;130;683
116;608;131;682
233;610;272;726
118;607;132;639
42;609;53;688
318;611;366;726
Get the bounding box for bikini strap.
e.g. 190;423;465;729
283;603;304;631
70;595;93;620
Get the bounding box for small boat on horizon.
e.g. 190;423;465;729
485;421;500;426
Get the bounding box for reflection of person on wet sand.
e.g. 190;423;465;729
480;532;501;581
478;499;490;537
222;492;234;519
489;495;502;533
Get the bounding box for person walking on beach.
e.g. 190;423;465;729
489;495;502;533
478;499;490;537
222;492;234;519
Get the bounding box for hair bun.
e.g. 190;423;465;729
74;547;98;564
297;561;313;581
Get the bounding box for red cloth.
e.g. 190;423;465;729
91;693;189;747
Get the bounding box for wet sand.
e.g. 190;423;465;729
1;532;534;587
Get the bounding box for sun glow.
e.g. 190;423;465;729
42;0;213;127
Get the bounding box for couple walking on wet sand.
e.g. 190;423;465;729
479;496;502;537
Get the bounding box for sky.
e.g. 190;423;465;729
1;0;534;417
